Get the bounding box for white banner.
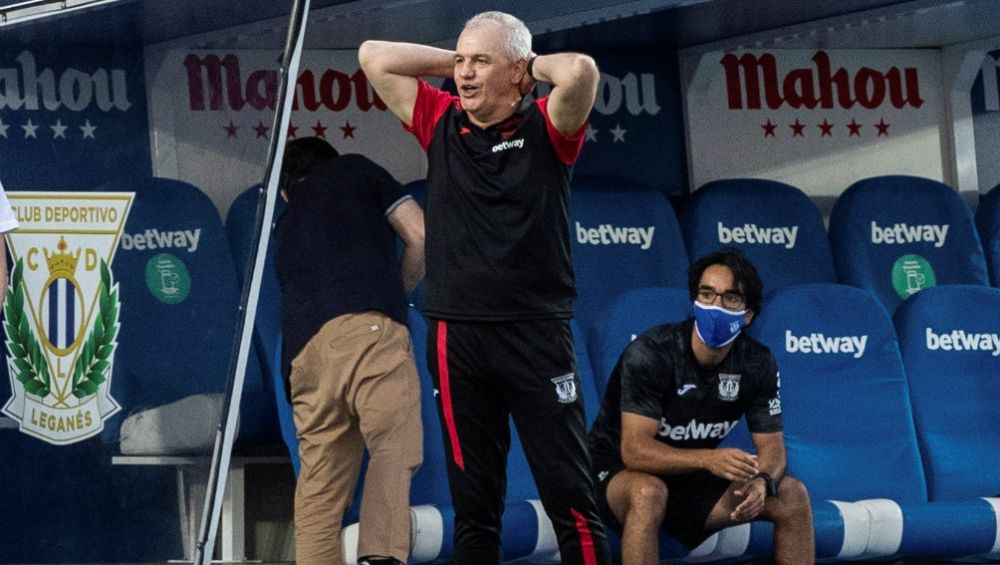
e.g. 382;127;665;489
685;49;945;196
145;49;426;215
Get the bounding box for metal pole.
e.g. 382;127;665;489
193;0;310;562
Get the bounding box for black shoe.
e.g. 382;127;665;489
358;557;404;565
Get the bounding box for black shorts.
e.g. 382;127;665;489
591;451;731;550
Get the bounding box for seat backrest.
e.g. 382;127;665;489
587;287;692;396
224;185;284;446
570;177;688;342
892;285;1000;501
109;178;241;437
974;183;1000;287
829;175;989;313
748;283;927;503
680;179;835;294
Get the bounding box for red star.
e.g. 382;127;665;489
287;123;298;139
311;120;327;138
252;120;269;139
223;120;239;139
847;119;862;137
459;126;471;135
761;119;777;137
818;119;834;137
875;118;891;137
340;120;356;139
789;119;806;137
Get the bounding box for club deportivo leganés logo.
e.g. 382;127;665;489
3;193;132;445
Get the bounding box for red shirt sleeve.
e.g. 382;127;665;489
403;80;458;151
536;97;588;165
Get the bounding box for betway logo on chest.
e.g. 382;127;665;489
575;222;655;250
871;222;949;248
926;328;1000;356
785;330;868;358
718;222;798;249
659;418;738;441
120;228;202;253
492;138;524;153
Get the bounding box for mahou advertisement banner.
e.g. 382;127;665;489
145;49;426;213
685;49;945;195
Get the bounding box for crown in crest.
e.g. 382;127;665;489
44;237;81;278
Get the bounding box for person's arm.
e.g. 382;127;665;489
387;198;425;294
730;431;787;521
620;411;760;480
358;40;455;126
527;52;600;135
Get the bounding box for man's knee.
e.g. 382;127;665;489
624;476;668;526
769;476;811;521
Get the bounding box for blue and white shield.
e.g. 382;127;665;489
42;277;82;350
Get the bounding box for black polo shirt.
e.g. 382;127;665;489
275;154;411;378
404;80;587;321
589;319;783;462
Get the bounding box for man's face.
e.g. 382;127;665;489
454;24;520;122
698;264;755;324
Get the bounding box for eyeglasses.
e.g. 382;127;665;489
696;288;746;310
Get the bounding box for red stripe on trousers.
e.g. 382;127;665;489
571;508;598;565
436;320;465;471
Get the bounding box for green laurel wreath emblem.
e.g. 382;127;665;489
70;259;119;398
4;258;52;397
3;257;119;400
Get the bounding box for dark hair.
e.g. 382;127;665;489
279;137;338;197
688;248;764;315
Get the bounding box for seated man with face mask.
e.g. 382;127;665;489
587;248;815;565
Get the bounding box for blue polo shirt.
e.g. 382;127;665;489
275;154;411;380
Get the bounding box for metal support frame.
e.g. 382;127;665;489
193;0;311;563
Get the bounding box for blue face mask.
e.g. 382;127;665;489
693;301;746;349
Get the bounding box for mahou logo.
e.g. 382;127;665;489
184;53;386;113
718;50;927;140
721;50;924;111
0;51;132;112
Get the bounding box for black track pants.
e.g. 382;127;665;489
427;317;611;565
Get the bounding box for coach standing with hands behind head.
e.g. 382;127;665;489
360;11;610;565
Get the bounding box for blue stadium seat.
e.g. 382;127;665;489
829;175;989;313
974;183;1000;287
679;179;835;294
569;177;688;346
224;185;285;449
893;286;1000;502
109;178;242;438
744;283;997;560
587;287;692;395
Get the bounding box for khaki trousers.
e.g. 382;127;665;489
290;311;423;565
